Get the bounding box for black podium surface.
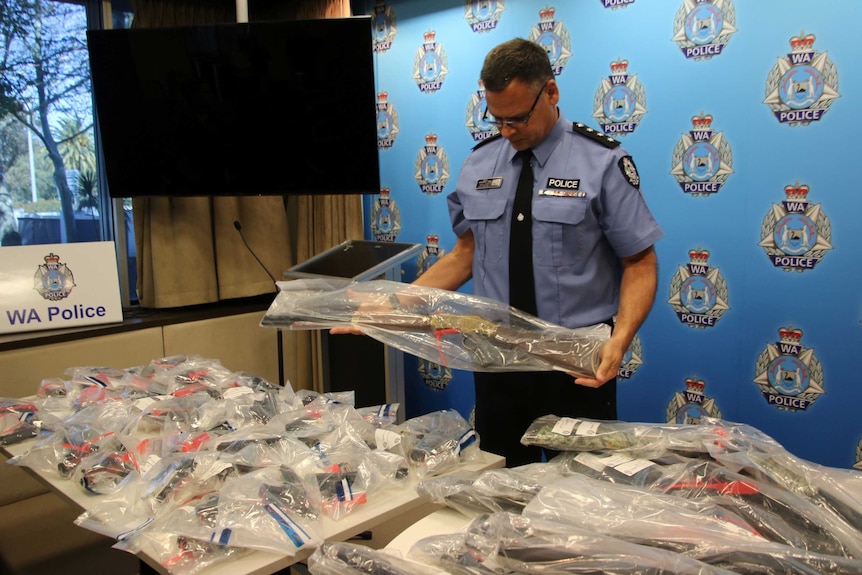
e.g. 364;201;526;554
285;240;422;281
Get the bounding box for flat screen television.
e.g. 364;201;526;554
86;16;380;197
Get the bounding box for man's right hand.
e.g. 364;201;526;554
329;324;364;335
328;289;397;335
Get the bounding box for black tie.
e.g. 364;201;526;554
509;150;537;316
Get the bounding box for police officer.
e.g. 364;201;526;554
413;38;663;466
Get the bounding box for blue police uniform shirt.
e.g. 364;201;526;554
447;112;663;329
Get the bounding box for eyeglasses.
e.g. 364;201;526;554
483;83;546;128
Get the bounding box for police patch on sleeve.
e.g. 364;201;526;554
619;155;640;188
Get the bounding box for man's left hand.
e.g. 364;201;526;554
572;336;625;388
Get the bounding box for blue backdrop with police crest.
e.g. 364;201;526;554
355;0;861;470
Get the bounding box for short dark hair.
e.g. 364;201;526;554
480;38;554;92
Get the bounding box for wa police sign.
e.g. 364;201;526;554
1;242;122;334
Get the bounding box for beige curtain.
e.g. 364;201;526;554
131;0;363;391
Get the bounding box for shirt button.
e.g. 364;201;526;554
517;213;525;221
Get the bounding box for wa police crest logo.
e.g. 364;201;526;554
34;252;75;301
376;91;399;150
413;30;448;94
593;59;647;137
754;325;824;412
666;377;721;424
415;133;450;195
617;334;643;379
372;0;397;53
466;81;498;143
417;234;445;278
759;182;832;272
668;247;729;329
418;359;453;391
528;7;572;76
465;0;504;33
601;0;636;9
371;188;401;242
672;0;737;60
764;32;840;126
671;112;734;196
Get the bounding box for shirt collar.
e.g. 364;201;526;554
508;109;568;168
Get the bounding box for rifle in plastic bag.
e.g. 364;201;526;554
261;278;609;379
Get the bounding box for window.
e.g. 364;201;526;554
0;0;136;303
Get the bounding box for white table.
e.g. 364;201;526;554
2;440;503;575
385;507;472;556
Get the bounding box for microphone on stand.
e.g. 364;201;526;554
234;220;278;291
234;219;285;387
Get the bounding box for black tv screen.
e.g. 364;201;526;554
87;17;380;197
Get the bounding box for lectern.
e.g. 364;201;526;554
285;240;422;412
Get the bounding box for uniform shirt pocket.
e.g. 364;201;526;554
462;193;507;264
532;198;589;267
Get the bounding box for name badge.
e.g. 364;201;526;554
476;177;503;190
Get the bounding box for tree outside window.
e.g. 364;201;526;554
0;0;97;244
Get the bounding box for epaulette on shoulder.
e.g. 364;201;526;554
472;132;503;150
572;122;620;149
